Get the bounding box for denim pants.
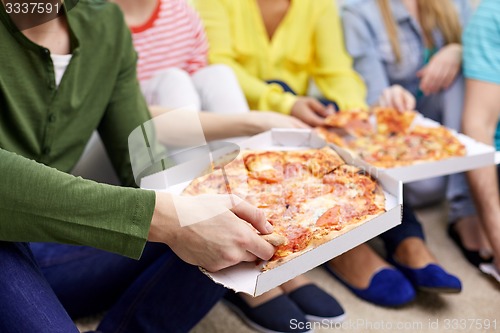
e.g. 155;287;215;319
404;75;476;222
0;241;225;333
379;205;425;255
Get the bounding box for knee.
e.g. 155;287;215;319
196;64;238;82
203;64;234;76
152;67;192;85
404;177;447;208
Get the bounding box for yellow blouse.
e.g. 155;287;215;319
194;0;367;114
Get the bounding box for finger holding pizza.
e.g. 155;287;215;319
375;84;416;112
148;192;276;273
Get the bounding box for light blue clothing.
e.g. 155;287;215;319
342;0;474;219
463;0;500;150
342;0;470;105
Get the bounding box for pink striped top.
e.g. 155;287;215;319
130;0;208;83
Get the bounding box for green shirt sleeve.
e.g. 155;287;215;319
0;148;155;259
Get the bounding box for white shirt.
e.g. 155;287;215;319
51;53;72;87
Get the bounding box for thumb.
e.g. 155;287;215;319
404;92;416;111
325;104;336;115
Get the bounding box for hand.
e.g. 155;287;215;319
248;111;310;132
290;97;334;127
376;84;416;112
149;192;276;272
417;43;462;96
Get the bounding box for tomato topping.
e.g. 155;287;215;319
316;206;341;226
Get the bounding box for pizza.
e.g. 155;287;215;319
317;108;466;168
374;107;416;135
183;147;386;270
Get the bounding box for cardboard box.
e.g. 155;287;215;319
326;117;496;183
141;129;402;296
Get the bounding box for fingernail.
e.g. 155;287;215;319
265;222;274;233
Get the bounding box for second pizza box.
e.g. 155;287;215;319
140;129;402;296
325;116;496;183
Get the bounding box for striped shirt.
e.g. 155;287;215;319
463;0;500;149
131;0;208;83
463;0;500;85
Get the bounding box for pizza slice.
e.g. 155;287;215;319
374;107;417;135
324;110;373;137
244;151;285;183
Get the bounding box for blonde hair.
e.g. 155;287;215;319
376;0;462;63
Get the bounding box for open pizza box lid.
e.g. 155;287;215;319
140;129;402;296
326;116;496;183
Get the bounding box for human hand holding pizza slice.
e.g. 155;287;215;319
376;84;416;112
148;192;276;272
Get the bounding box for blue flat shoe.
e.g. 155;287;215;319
287;284;346;323
324;264;415;307
389;258;462;293
223;291;312;333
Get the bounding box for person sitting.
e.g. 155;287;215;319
194;0;369;127
70;0;308;185
341;0;492;269
323;0;466;306
461;0;500;274
195;0;461;314
0;1;276;332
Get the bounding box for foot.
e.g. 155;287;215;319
393;237;436;268
325;246;415;307
453;216;493;259
390;238;462;293
327;243;391;288
224;291;311;333
281;276;345;323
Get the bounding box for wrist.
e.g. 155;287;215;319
148;192;178;244
242;112;266;135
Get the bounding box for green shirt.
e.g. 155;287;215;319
0;0;156;259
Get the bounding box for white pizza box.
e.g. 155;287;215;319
495;151;500;165
325;116;496;183
140;129;402;296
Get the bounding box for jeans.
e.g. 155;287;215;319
0;241;225;333
379;205;425;255
0;242;79;333
405;74;476;222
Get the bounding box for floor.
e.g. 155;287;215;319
76;202;500;333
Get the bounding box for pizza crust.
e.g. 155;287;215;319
261;233;288;246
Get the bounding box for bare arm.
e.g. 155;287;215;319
463;79;500;269
149;106;308;143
